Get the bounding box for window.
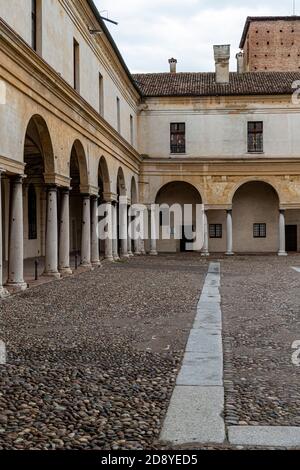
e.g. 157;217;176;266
209;224;223;239
99;73;104;116
73;39;80;92
248;121;263;153
170;123;186;154
31;0;41;53
253;223;266;238
28;184;37;240
130;115;134;146
116;97;121;133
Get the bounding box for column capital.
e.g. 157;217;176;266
46;184;58;192
12;174;26;184
103;192;118;203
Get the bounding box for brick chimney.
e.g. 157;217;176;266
213;45;230;83
168;58;177;73
236;51;244;73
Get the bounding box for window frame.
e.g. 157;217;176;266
73;38;80;92
170;122;186;154
253;223;267;238
99;73;104;117
209;224;223;239
248;121;264;153
116;97;121;133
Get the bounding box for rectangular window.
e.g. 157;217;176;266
99;73;104;116
31;0;37;50
209;224;223;239
248;121;263;153
73;39;80;92
253;223;266;238
130;115;134;145
117;97;121;133
31;0;42;53
170;123;186;154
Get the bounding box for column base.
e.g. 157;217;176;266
0;286;10;298
80;262;93;269
43;271;62;280
59;267;73;275
134;251;141;256
5;281;28;292
121;254;130;259
128;251;134;257
278;251;288;257
113;256;120;262
225;252;234;256
105;255;114;262
150;251;158;256
201;251;210;257
92;260;102;267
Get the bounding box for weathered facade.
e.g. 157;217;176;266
1;2;300;296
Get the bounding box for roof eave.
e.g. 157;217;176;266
86;0;141;96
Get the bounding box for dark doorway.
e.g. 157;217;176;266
180;226;194;252
286;225;298;252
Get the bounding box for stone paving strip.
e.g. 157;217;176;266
228;426;300;448
160;262;225;445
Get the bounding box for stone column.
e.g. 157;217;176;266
59;188;72;274
91;196;101;267
0;171;8;297
278;209;288;256
81;194;92;267
127;206;133;256
44;186;61;278
5;175;27;291
226;209;234;256
201;211;210;256
149;205;158;255
104;201;114;261
119;196;129;258
112;203;119;261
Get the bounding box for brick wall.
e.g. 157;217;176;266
243;19;300;72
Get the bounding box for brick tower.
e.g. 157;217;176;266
239;16;300;72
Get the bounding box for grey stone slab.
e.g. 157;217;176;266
197;301;220;312
186;328;222;354
200;292;221;303
208;263;220;274
194;307;222;330
177;352;223;386
160;386;225;445
229;426;300;447
201;286;220;296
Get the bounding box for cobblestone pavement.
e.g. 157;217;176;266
221;255;300;428
0;254;207;450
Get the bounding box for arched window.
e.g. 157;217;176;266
28;184;37;240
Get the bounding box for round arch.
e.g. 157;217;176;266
70;140;89;187
116;167;127;196
155;181;202;204
23;114;55;175
98;156;111;195
130;176;138;204
232;180;280;253
230;178;281;205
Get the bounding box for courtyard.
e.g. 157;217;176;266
0;254;299;450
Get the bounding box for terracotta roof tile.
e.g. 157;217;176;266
132;72;300;97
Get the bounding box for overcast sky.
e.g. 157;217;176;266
94;0;297;73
